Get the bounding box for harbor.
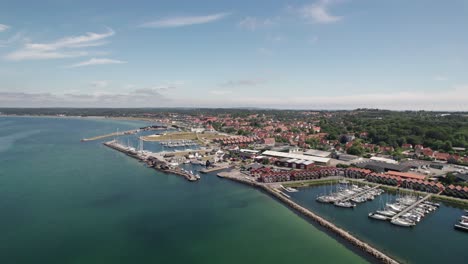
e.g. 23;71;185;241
217;170;399;264
288;183;468;264
103;140;200;182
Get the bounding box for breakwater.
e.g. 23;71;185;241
217;171;399;264
82;129;139;142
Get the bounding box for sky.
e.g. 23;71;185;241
0;0;467;110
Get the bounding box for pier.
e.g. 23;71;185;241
391;193;433;220
200;165;232;174
81;129;139;142
340;185;382;202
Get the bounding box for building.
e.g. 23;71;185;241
370;156;398;164
262;137;276;147
303;149;332;158
354;160;411;172
262;150;331;166
386;171;426;181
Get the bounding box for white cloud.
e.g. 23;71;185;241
238;17;274;31
0;24;10;32
140;13;229;28
0;32;28;48
67;58;126;68
90;80;109;88
299;0;343;24
0;89;169;107
5;28;114;61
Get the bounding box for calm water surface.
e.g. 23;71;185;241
0;117;366;264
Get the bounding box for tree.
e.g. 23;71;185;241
347;145;364;156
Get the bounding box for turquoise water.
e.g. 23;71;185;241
0;117;367;264
290;185;468;263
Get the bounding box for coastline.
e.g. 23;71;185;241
217;171;400;264
0;114;160;123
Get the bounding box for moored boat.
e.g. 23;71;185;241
368;212;388;221
334;201;356;208
391;218;415;227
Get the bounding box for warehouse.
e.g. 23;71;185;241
262;150;330;166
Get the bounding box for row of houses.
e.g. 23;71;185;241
214;136;261;145
443;185;468;199
252;167;341;183
249;163;468;199
365;173;444;193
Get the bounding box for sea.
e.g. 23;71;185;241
0;116;367;264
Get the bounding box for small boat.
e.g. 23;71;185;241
334;201;356;208
454;224;468;232
338;179;350;184
376;210;397;217
368;212;388;221
386;203;405;213
391;218;415;227
285;187;298;193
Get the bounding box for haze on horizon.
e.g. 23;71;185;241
0;0;467;111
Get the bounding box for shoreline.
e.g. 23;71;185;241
217;171;399;264
0;114;160;123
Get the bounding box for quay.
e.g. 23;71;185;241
340;185;382;202
103;140;198;182
217;170;399;264
391;193;433;220
200;165;232;174
81;129;139;142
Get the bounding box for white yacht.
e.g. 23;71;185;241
391;218;415;227
376;210;397;217
368;212;388;220
334;201;356;208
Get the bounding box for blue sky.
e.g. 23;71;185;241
0;0;467;110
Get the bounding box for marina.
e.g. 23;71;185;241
316;183;384;208
289;184;468;264
159;140;198;148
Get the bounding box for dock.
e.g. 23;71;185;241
200;165;232;174
340;185;382;202
81;129;139;142
391;193;433;220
